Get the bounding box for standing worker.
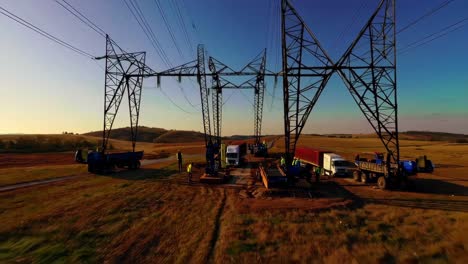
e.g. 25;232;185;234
177;150;183;173
187;162;193;184
314;166;321;183
280;156;286;168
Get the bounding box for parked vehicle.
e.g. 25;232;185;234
353;152;417;189
294;147;356;177
323;153;357;177
85;150;144;173
226;143;247;166
415;155;434;173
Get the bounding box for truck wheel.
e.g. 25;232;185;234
353;171;361;182
135;161;141;169
361;173;369;183
377;176;387;189
88;165;94;173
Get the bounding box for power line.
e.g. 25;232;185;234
123;0;171;67
222;90;235;106
265;0;274;52
132;0;172;66
55;0;133;55
170;0;194;54
331;0;367;53
132;0;198;109
123;0;199;110
397;0;457;34
153;0;184;58
180;0;201;46
159;87;196;114
54;0;106;38
239;90;254;106
274;0;280;73
0;5;94;58
399;17;468;55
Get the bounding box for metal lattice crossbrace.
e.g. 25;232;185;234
337;0;399;164
281;0;335;163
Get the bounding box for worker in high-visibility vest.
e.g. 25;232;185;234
280;156;286;167
314;166;321;183
187;162;193;184
292;158;297;166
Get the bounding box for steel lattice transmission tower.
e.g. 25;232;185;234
208;57;223;146
207;51;268;146
98;35;147;152
253;50;267;145
337;0;399;165
281;0;335;164
196;44;212;146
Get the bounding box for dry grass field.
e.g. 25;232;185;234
0;135;467;263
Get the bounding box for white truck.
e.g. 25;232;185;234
323;153;356;177
226;143;247;167
295;148;356;178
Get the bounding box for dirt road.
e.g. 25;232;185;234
0;175;82;192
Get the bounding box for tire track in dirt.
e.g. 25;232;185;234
206;189;227;263
0;175;83;192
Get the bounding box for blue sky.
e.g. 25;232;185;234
0;0;467;135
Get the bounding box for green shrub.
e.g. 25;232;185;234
0;136;101;153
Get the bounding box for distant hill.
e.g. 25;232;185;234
400;131;468;143
153;130;205;143
352;131;467;143
84;128;468;144
83;126;206;143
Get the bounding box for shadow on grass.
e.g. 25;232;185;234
267;179;364;207
105;167;179;181
411;178;468;196
362;197;468;212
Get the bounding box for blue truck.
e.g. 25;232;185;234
353;152;417;189
76;149;144;173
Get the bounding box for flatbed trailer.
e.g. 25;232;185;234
87;151;144;173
